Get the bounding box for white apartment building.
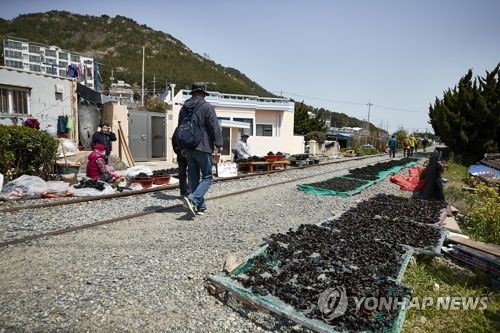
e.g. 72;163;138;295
3;37;96;90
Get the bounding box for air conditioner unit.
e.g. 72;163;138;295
55;84;64;93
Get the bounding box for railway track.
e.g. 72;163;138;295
0;154;390;248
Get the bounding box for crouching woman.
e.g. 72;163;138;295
86;144;119;182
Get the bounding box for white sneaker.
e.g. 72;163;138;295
182;197;197;217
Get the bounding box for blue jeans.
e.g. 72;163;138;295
186;150;213;211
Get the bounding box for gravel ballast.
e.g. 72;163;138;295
0;155;417;332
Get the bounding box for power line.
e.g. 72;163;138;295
371;103;424;114
277;90;426;114
278;91;366;106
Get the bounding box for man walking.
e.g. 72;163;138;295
178;82;223;217
388;135;397;158
403;136;411;158
171;127;190;197
409;133;416;156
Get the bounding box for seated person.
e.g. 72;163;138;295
235;133;251;159
86;144;120;182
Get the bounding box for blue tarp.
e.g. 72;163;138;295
468;163;500;179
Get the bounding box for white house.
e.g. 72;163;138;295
165;87;304;162
0;66;78;140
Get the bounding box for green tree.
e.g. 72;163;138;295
429;63;500;164
305;131;326;144
293;101;312;134
293;101;326;136
144;98;166;113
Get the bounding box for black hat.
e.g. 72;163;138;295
241;133;249;137
190;82;208;95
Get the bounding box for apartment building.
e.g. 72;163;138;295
3;37;96;90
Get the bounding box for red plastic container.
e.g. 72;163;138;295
153;175;171;185
131;176;154;189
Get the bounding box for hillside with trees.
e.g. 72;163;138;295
0;11;387;135
0;11;271;97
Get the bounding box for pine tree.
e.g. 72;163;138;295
429;63;500;164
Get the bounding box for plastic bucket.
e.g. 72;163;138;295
56;164;80;177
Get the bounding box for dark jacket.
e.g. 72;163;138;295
91;131;117;157
177;96;223;153
172;127;180;155
388;137;397;150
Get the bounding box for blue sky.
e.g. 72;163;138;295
2;0;499;133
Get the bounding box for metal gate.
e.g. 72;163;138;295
128;111;166;161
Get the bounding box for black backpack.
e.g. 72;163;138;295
176;104;204;149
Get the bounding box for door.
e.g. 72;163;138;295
151;116;165;158
128;112;148;161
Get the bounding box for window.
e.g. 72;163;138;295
0;89;8;113
256;124;273;136
29;54;41;63
5;60;23;69
59;61;67;68
59;69;67;77
45;49;56;57
45;58;56;64
29;64;41;72
4;40;23;50
233;118;253;135
45;67;57;75
0;87;29;115
70;54;80;62
29;45;41;53
12;90;28;114
5;50;23;59
58;52;68;60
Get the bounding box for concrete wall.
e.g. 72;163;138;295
0;66;78;141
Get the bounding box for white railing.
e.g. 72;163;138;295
180;90;292;106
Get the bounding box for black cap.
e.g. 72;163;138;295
190;82;208;95
241;133;249;137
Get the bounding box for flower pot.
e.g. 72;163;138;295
153;175;171;185
130;176;154;189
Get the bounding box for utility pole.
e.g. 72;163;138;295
110;68;114;84
152;75;157;97
366;100;372;144
141;46;145;106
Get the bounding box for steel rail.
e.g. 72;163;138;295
0;154;384;213
0;154;389;248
